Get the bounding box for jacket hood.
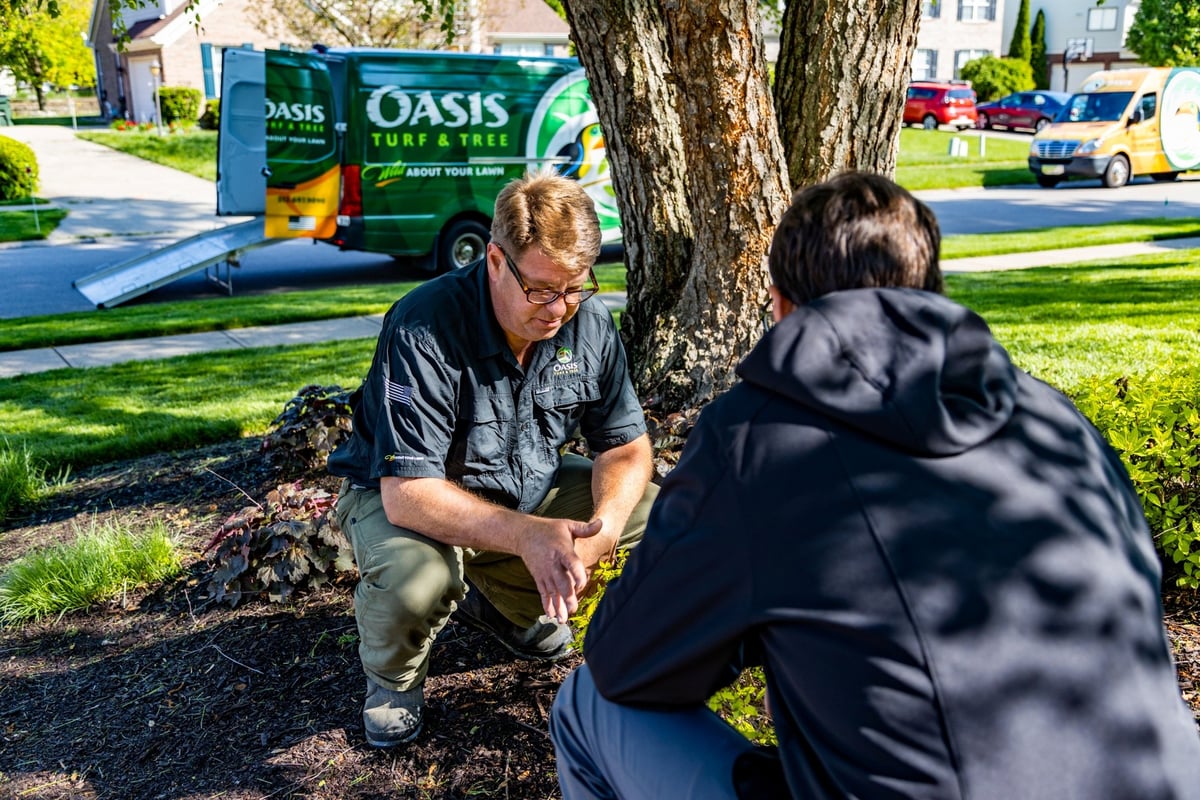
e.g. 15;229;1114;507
737;288;1018;456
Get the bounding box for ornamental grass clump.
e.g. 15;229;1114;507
0;439;54;523
0;517;181;627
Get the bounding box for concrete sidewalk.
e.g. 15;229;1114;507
3;236;1198;380
2;124;248;241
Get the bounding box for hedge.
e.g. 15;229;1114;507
157;86;202;124
0;135;38;201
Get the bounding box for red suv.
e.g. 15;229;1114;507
904;82;978;131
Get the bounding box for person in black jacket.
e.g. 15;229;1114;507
549;172;1200;799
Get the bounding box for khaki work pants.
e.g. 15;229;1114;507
335;454;658;691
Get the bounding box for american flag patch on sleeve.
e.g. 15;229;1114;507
384;376;414;407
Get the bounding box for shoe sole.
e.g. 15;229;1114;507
365;718;423;748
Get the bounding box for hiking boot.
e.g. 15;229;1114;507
454;584;573;662
362;677;424;748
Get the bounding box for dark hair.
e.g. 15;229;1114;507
768;172;943;305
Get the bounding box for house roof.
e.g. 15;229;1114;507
125;4;189;41
485;0;570;37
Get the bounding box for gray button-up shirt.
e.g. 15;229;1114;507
328;260;646;512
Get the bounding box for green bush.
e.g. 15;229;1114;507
1072;366;1200;589
0;135;38;201
157;86;202;124
198;97;220;130
959;55;1035;101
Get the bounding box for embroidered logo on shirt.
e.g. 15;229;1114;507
555;346;573;364
384;376;414;407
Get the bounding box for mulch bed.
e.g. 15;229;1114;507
1;436;1198;799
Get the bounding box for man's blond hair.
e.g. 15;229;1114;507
491;169;602;274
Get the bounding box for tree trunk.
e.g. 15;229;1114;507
774;0;922;188
562;0;789;413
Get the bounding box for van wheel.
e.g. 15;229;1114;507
438;220;490;272
922;115;938;130
1102;155;1130;189
1035;174;1062;188
1151;172;1181;183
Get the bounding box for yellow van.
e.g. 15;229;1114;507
1028;67;1200;188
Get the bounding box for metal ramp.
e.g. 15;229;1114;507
74;218;283;308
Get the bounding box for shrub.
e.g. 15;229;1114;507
261;384;353;476
0;517;181;627
0;135;37;201
198;98;220;130
204;482;355;606
1072;366;1200;589
157;86;202;124
959;56;1035;101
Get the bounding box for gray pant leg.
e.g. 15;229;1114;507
336;482;465;691
550;664;752;800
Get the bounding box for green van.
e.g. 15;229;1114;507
217;47;620;271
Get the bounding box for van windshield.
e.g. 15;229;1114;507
1057;92;1134;123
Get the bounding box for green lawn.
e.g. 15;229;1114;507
941;217;1200;260
0;339;374;471
3;252;1199;473
0;262;628;352
946;251;1200;391
78;126;1037;190
0;206;67;242
76;130;219;181
896;128;1033;190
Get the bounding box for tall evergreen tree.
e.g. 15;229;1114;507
1007;0;1031;62
1030;9;1049;90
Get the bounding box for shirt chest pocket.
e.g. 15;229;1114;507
463;392;515;473
533;378;599;440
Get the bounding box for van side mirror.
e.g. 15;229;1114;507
1128;107;1144;126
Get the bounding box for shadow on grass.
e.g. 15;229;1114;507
947;258;1200;325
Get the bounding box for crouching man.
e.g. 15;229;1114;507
329;171;656;748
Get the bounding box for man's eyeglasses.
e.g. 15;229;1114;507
498;245;599;306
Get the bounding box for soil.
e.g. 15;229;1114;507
1;436;1199;800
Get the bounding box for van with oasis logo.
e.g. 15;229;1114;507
216;47;619;271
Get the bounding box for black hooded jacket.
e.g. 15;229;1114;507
584;288;1200;799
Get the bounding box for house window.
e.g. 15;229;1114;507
1088;6;1118;31
957;0;996;22
912;49;938;80
922;0;941;19
954;49;990;77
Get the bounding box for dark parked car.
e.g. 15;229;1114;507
976;91;1071;133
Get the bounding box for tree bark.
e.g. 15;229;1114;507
774;0;922;188
563;0;790;413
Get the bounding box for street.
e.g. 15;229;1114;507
1;174;1198;319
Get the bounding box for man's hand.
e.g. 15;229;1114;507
518;517;603;623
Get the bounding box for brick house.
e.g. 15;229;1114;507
912;0;1007;82
1002;1;1145;92
87;0;286;123
87;0;581;125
